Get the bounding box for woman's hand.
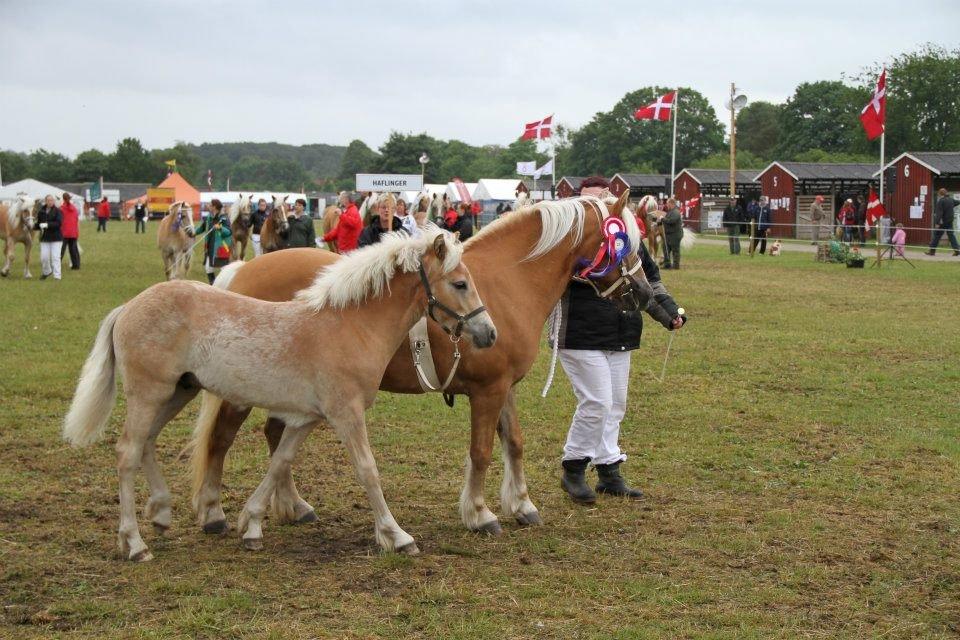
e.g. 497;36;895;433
671;316;684;330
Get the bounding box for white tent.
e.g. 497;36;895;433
445;182;478;202
0;178;84;204
423;183;447;198
473;179;523;202
200;191;305;205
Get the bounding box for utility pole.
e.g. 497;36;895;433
729;82;737;198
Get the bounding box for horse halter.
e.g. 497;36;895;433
573;205;649;308
417;264;486;340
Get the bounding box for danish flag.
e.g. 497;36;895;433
635;91;676;121
859;69;886;140
865;187;887;225
521;114;552;140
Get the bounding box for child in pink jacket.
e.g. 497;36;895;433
892;223;906;257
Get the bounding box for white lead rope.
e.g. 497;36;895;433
540;303;562;398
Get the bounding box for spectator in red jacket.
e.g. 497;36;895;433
96;197;111;232
322;191;362;253
59;193;81;270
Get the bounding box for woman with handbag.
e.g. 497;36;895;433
194;199;233;284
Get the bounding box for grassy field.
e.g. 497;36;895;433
1;220;959;639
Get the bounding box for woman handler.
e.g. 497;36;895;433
193;199;233;284
557;176;686;503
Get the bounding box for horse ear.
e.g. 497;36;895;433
433;233;447;262
614;190;630;216
283;195;289;203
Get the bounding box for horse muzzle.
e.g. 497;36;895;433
468;313;498;349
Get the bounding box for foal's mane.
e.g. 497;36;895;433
6;198;35;227
296;225;463;311
469;195;639;261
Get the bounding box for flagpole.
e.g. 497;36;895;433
670;90;679;196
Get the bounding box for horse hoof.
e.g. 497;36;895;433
396;542;420;556
242;537;263;551
296;510;319;525
202;520;228;535
515;511;543;527
475;520;503;536
153;523;169;537
129;549;154;562
0;271;7;278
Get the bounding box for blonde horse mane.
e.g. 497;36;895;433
227;194;252;224
295;225;462;311
6;196;37;227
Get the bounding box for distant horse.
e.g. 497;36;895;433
63;228;495;561
259;196;289;253
228;194;253;261
0;196;38;278
320;204;341;252
190;192;654;540
637;195;662;258
157;201;196;280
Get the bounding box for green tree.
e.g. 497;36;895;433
735;101;781;157
337;139;381;183
72;149;110;182
0;150;31;183
866;44;960;155
151;142;200;185
437;140;479;182
565;86;724;177
792;148;875;163
28;149;74;182
696;150;768;170
777;81;870;158
375;133;443;182
108;137;156;182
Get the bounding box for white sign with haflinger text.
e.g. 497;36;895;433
356;174;424;192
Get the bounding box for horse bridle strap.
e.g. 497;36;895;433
417;264;486;339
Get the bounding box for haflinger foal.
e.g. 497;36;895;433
63;227;496;561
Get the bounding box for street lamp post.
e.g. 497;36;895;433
419;152;430;183
727;83;748;198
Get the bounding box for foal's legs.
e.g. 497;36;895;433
196;402;253;533
459;385;509;535
1;239;12;277
497;387;542;526
330;404;418;554
237;419;316;550
264;418;318;524
117;386;196;561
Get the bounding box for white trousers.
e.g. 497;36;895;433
559;349;630;465
40;241;62;280
252;233;262;257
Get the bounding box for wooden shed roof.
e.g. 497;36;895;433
754;161;877;182
877;151;960;176
611;173;670;188
676;168;756;185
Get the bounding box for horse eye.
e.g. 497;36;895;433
453;281;468;291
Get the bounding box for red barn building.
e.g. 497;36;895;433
673;168;758;230
753;162;877;239
879;152;960;246
609;173;670;201
556;176;587;199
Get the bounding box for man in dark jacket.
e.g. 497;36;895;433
133;199;148;234
752;197;772;254
35;194;64;280
358;193;403;247
250;198;268;256
557;178;686;504
280;198;316;249
924;188;959;256
660;198;683;269
722;197;743;255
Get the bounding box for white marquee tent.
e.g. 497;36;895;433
445;182;478;202
473;179;523;202
0;178;84;204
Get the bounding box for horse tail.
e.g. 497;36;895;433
63;306;124;447
681;227;697;251
213;260;243;290
188;391;224;511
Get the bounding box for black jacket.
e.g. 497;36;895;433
35;205;63;242
935;195;956;226
280;214;316;248
358;217;403;248
557;243;682;351
455;214;474;241
251;208;268;234
722;204;743;230
134;203;148;220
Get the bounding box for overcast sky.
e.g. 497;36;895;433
2;0;958;157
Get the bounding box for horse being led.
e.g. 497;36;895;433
228;194;253;261
259;195;289;253
63;228;495;561
190;192;657;540
157;201;196;280
0;196;38;278
320;204;341;252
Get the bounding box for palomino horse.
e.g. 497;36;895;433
190;192;654;539
259;196;289;253
63;228;495;561
637;195;662;258
157;201;196;280
228;194;253;261
1;196;38;278
320;204;341;252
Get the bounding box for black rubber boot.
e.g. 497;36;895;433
207;272;216;284
561;458;597;504
595;462;644;499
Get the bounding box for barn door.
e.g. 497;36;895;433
795;195;835;240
